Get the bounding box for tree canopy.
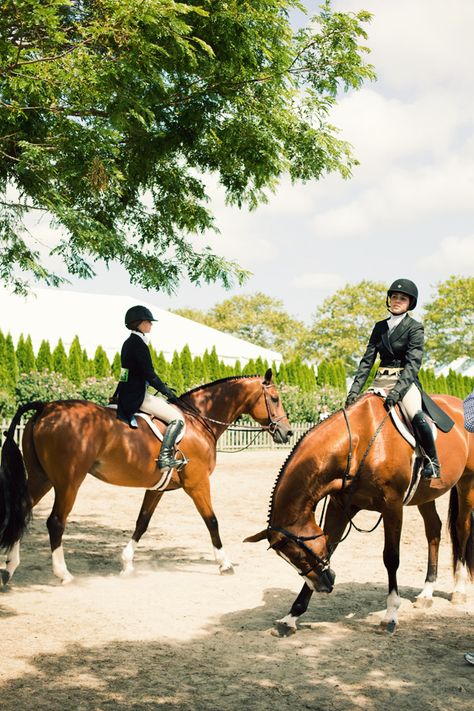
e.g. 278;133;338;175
173;291;307;358
303;280;387;371
1;0;374;294
423;276;474;365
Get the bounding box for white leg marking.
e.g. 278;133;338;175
213;546;234;574
453;560;468;595
276;613;298;632
5;541;20;578
52;546;74;584
383;589;401;627
417;581;435;600
120;539;137;576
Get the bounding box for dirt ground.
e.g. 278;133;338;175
0;450;472;711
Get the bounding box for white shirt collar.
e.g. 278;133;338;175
386;312;407;331
131;330;149;345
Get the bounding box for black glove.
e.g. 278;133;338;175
345;392;359;408
162;385;179;403
384;390;400;410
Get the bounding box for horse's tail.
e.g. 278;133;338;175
0;401;45;550
447;486;474;580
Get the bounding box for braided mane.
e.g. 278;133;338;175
266;407;343;525
181;374;262;398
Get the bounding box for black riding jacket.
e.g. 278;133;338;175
348;314;424;400
116;333;168;422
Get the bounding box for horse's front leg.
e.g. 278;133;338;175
121;489;165;575
381;503;403;633
274;496;349;637
415;500;441;607
184;480;234;574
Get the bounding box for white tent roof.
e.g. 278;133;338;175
436;357;474;378
0;288;283;366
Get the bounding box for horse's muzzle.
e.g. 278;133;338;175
316;567;336;593
272;427;293;444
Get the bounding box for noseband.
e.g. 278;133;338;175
267;525;332;579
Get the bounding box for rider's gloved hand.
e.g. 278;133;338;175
345;392;359;408
162;385;179;403
384;390;400;410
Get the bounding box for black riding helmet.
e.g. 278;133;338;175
386;278;418;310
125;305;157;328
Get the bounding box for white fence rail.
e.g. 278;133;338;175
0;419;314;450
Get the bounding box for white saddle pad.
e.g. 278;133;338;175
107;405;185;443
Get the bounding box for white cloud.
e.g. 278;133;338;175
311;152;474;239
290;272;345;290
418;235;474;272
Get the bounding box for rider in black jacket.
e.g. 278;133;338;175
117;305;185;472
345;279;440;479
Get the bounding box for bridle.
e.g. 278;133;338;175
267;526;332;579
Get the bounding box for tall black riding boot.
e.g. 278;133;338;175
158;419;185;471
411;411;441;479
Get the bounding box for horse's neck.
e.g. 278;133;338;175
188;379;255;427
271;416;348;524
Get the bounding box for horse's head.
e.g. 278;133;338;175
245;523;335;592
247;369;293;444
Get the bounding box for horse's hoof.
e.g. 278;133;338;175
272;621;297;637
61;574;74;585
0;569;11;586
451;591;467;605
414;597;433;608
219;565;235;575
120;566;134;577
380;619;397;634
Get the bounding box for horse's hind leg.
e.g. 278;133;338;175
449;480;474;604
121;489;165;575
47;475;86;585
415;500;442;607
381;503;403;633
0;453;52;586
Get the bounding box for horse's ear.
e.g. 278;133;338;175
263;368;273;384
243;529;268;543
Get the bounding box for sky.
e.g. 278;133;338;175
22;0;474;325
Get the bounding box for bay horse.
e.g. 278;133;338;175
246;392;474;635
0;369;291;586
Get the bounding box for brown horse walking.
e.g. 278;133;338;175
0;370;291;586
246;392;474;635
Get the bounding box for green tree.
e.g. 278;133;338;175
52;339;69;377
180;345;194;391
0;1;375;295
156;352;170;383
94;346;110;378
423;276;474;365
36;339;53;371
174;292;309;359
3;334;18;393
111;352;121;379
305;280;387;373
68;336;84;386
14;333;35;374
169;351;184;394
192;355;204;386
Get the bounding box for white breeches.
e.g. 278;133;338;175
401;383;422;420
140;392;185;424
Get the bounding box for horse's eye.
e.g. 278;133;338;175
271;396;279;404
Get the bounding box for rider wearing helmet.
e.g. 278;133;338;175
116;305;185;472
345;279;440;479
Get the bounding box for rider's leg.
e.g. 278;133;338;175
402;384;440;479
140;393;185;470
